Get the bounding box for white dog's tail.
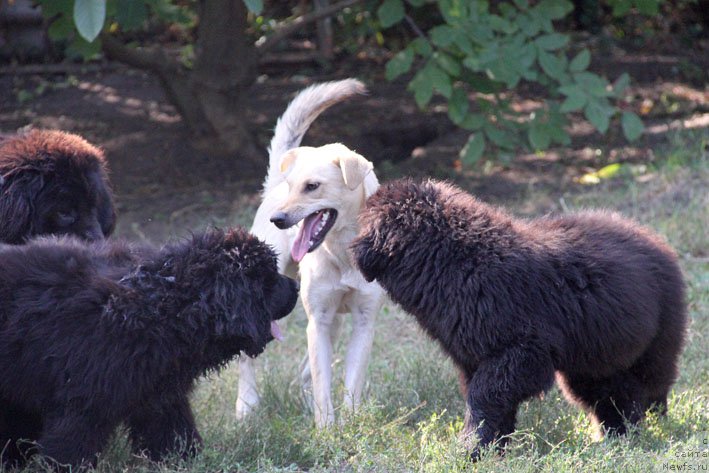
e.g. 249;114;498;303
263;78;367;192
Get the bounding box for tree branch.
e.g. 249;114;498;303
100;33;181;77
257;0;363;54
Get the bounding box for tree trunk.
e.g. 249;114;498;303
188;0;261;161
101;0;363;168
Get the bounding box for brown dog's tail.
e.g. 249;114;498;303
263;79;367;193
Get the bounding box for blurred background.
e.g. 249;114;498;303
0;0;706;243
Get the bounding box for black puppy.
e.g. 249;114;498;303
0;129;116;243
0;227;298;469
352;179;687;459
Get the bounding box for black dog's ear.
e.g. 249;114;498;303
95;173;116;237
0;172;43;243
99;204;117;238
351;236;386;283
211;279;266;355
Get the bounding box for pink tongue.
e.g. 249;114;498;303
270;321;283;341
291;211;323;263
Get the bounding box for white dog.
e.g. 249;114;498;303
236;79;384;427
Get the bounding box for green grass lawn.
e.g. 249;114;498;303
13;130;708;472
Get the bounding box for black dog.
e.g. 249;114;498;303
0;227;298;469
0;129;116;243
352;179;687;459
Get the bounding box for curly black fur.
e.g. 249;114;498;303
0;228;298;469
352;179;687;459
0;129;116;243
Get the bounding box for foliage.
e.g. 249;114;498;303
379;0;651;166
36;0;197;59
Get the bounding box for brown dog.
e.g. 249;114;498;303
0;129;116;243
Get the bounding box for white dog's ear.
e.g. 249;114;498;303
335;151;373;190
279;149;299;174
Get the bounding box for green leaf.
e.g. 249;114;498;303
612;72;631;96
37;0;72;17
243;0;263;14
528;124;551;150
460;113;485;130
535;0;573;20
569;49;590;72
66;34;102;59
597;163;622;179
573;71;611;97
406;0;426;6
560;92;587;112
73;0;106;42
610;0;632;16
448;87;469;125
584;100;613;133
513;0;529;9
435;52;462;77
538;50;565;78
426;62;452;98
48;15;75;40
484;124;515;149
385;47;414;80
559;91;588;113
430;25;455;48
578;163;623;184
409;68;434;108
450;28;474;55
378;0;405;28
489;14;516;33
466;74;500;94
635;0;660;15
534;33;569;50
518;12;542;37
621;112;644;141
115;0;148;30
410;38;432;57
460;133;486;165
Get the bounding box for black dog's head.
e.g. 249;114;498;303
140;227;299;357
352;178;454;283
0;129;116;244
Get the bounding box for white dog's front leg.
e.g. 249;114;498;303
306;309;337;427
300;314;342;389
343;304;378;412
236;356;259;419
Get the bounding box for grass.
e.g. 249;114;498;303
10;129;708;473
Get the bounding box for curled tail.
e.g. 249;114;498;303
263;78;366;192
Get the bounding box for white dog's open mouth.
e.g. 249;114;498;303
291;209;338;262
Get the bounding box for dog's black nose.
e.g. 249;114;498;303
270;212;288;229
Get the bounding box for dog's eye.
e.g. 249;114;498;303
56;210;77;226
304;182;320;192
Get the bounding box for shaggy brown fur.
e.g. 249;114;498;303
0;228;298;470
352;178;687;460
0;129;115;243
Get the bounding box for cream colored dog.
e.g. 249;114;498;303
236;79;384;427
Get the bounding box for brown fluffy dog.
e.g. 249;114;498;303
352;178;687;460
0;129;116;243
